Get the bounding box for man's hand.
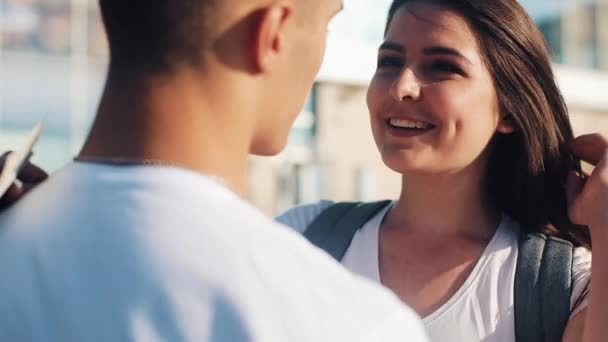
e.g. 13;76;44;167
0;152;48;210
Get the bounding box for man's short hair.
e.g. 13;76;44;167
99;0;213;72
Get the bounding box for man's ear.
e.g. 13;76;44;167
497;115;516;134
251;3;293;73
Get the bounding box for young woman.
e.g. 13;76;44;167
279;1;608;341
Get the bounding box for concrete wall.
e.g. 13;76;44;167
315;83;400;202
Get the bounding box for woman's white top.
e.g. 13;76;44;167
277;200;591;342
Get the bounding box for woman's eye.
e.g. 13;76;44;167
429;61;464;75
377;56;403;69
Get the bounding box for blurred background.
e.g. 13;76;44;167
1;0;607;216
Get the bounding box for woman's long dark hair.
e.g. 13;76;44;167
386;0;591;248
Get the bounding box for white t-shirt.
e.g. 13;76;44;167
277;200;592;342
0;163;428;342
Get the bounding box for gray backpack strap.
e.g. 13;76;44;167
515;232;574;342
304;200;393;261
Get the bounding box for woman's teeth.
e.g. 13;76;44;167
389;118;432;129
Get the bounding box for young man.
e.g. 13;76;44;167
0;1;428;341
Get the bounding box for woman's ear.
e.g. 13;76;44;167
497;115;516;134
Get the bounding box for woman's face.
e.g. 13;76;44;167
367;3;513;175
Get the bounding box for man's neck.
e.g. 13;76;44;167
79;68;253;195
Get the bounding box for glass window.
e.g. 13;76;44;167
0;0;75;56
1;0;106;171
521;0;600;69
288;89;316;149
538;16;564;64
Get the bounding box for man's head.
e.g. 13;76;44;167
99;0;219;72
99;0;343;156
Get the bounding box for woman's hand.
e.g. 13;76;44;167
567;134;608;234
565;133;608;342
0;151;48;210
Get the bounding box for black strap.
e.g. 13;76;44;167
514;232;573;342
304;200;392;261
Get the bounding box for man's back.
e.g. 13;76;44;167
0;162;427;341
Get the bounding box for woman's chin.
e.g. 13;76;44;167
381;153;432;175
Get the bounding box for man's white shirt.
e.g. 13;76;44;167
0;162;427;342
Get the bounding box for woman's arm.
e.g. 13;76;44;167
563;309;586;342
565;134;608;342
582;241;608;342
563;242;608;342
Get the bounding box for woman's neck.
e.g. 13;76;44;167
387;167;500;241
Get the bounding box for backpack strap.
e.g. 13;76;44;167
304;200;393;261
515;232;574;342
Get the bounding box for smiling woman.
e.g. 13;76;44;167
278;1;604;342
369;0;585;242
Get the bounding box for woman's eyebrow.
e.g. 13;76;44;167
378;41;405;53
423;46;473;65
379;42;473;66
